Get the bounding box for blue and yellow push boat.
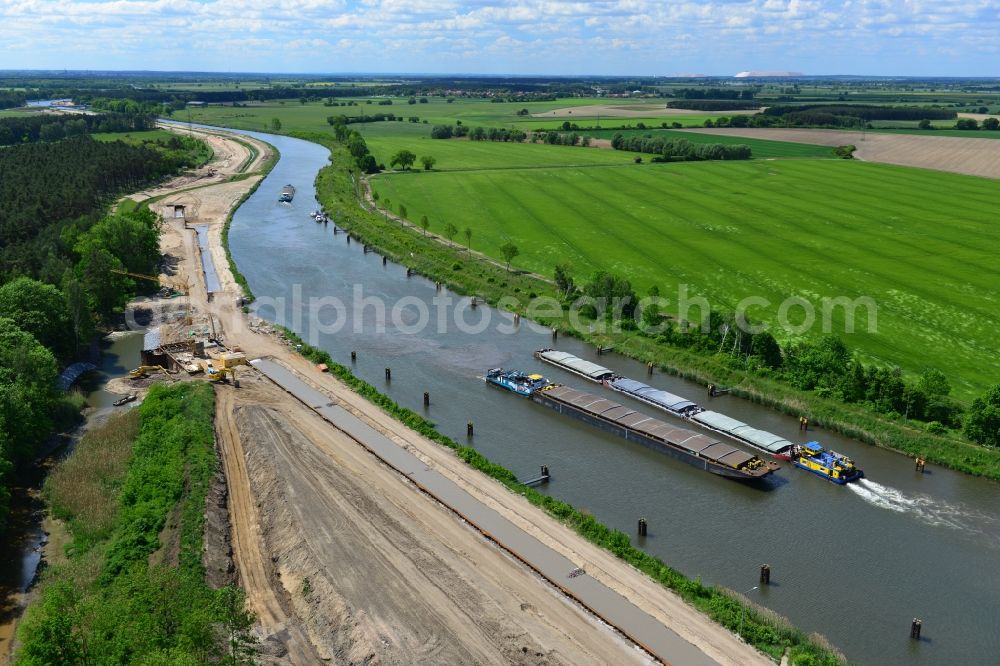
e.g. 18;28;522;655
793;442;864;484
485;368;549;396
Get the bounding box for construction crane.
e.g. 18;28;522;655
111;269;189;296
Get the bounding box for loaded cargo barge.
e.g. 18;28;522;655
279;184;295;202
689;411;795;459
534;349;617;382
539;350;797;460
488;369;776;480
610;377;792;458
534;384;776;480
608;377;702;417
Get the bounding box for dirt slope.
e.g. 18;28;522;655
218;376;647;665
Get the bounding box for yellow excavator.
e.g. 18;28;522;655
111;269;189;296
206;366;240;386
128;365;171;379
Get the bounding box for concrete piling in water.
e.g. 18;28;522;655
350;351;357;363
637;518;648;537
363;245;369;254
385;367;391;381
915;457;926;473
760;564;771;585
524;465;551;485
382;255;387;266
552;328;558;341
647;361;653;375
910;618;922;640
346;235;351;244
467;422;474;437
423;391;430;406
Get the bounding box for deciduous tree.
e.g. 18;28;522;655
499;241;519;272
390;149;416;170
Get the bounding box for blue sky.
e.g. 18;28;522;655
1;0;997;76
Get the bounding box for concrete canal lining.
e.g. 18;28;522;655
250;356;720;666
193;224;221;293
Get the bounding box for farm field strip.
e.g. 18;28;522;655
373;159;1000;398
182;98;738;135
681;127;1000;179
585;128;834;158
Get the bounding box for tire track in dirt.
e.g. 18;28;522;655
223;374;649;665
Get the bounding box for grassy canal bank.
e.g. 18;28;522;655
13;383;254;664
291;130;1000;482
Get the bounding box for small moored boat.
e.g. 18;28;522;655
113;394;137;407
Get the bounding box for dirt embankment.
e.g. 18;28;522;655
681;127;1000;179
216;376;645;665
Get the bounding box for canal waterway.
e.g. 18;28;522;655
0;333;142;659
223;128;1000;665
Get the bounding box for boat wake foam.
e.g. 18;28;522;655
848;479;1000;543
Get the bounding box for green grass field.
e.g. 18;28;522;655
373;159;999;400
184;96;999;400
585;128;835;158
90;129;177;144
181;97;738;134
359;122;647;170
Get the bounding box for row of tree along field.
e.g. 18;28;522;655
609;133;752;160
552;267;997;444
0;114;209;534
14;383;256;664
310;130;1000;478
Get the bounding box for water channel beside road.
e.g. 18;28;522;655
200;126;1000;665
0;332;143;659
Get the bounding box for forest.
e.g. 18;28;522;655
0;111;156;146
0;123;204;534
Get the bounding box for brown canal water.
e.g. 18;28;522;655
219;128;1000;665
0;333;143;659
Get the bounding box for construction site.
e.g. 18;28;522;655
101;124;771;666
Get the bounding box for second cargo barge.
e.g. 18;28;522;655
531;383;777;480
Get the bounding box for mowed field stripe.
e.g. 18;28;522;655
374;159;1000;397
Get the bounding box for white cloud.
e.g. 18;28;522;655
0;0;995;73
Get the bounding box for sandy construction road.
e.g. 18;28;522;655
682;127;1000;179
217;376;648;664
